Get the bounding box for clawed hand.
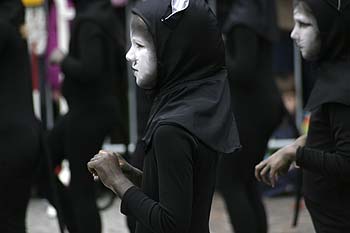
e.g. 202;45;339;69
255;145;297;187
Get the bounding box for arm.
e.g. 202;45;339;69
255;135;306;187
296;103;350;182
60;22;105;83
225;26;259;82
120;125;195;233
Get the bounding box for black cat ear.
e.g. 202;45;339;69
162;0;189;21
160;0;189;28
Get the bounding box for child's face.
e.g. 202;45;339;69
291;2;321;61
126;15;157;90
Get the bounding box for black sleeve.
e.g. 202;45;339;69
0;22;10;53
296;103;350;182
121;125;197;233
61;22;104;83
225;26;259;82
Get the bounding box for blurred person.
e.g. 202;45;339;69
87;0;241;233
47;0;120;232
46;0;74;118
215;0;285;232
256;0;350;232
0;0;41;232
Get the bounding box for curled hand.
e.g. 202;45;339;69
255;145;297;187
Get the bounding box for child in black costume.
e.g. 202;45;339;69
88;0;240;232
256;1;350;232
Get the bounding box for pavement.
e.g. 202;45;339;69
27;193;315;233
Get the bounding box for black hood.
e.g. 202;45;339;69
0;0;24;27
133;0;241;153
303;0;350;61
304;0;350;110
217;0;279;42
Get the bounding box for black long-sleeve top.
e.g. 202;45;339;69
296;103;350;210
225;26;284;142
121;125;219;233
0;20;36;123
61;21;116;108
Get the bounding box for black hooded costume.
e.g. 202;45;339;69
120;0;240;232
215;0;284;232
0;1;40;232
294;0;350;232
46;1;120;232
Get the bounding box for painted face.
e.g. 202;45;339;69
290;2;321;61
126;15;157;89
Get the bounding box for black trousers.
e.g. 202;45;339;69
216;100;284;233
0;122;40;233
43;102;118;233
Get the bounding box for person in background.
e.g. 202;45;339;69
48;0;120;232
216;0;285;232
256;1;350;232
0;1;41;232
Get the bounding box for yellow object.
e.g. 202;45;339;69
22;0;44;7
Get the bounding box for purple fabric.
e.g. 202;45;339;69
46;0;74;91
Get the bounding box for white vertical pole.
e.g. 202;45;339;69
126;5;138;150
293;43;303;131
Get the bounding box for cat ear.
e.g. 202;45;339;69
163;0;189;21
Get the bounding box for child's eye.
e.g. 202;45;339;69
299;22;311;27
136;43;144;48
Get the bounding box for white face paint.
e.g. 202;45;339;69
290;2;321;61
126;16;157;89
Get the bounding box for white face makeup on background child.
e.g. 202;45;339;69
126;15;157;89
291;2;321;61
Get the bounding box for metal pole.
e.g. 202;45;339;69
125;4;138;151
292;42;303;228
293;43;303;131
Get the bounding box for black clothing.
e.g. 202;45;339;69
296;103;350;232
122;0;237;232
216;1;284;232
217;27;284;233
46;3;119;233
0;0;24;27
306;61;350;111
303;0;350;61
293;2;350;232
133;0;240;154
217;0;279;42
61;0;121;108
121;125;218;233
0;13;40;233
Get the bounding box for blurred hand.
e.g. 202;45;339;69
49;49;65;65
52;90;62;102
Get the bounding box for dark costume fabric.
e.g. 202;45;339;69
216;0;284;232
121;0;240;232
46;1;119;232
294;2;350;231
0;1;40;232
297;0;350;233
